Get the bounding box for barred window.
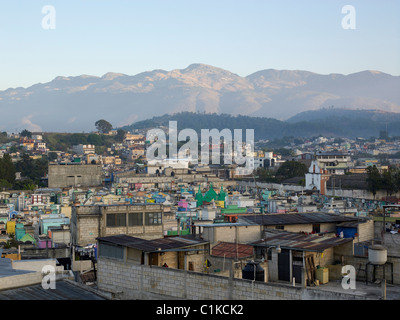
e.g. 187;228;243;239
145;212;162;226
128;213;143;226
106;213;126;227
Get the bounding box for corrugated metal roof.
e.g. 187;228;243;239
239;212;361;226
336;221;364;228
211;242;254;259
97;234;208;252
251;230;353;252
0;280;106;300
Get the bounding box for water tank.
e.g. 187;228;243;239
242;261;264;281
368;245;387;265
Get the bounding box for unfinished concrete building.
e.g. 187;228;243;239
48;163;103;188
70;203;165;247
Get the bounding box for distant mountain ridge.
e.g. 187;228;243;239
286;107;400;123
0;63;399;132
122;109;400;140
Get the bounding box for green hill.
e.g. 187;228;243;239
120;110;399;140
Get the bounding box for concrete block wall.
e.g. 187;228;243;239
97;257;371;300
78;217;100;245
72;260;93;272
72;204;165;246
52;230;71;245
48;164;102;188
342;254;400;284
205;225;262;245
358;220;375;243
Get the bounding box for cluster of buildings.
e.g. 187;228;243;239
291;135;400;168
0;133;49;160
1;130;400;300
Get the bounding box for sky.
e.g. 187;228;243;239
0;0;399;90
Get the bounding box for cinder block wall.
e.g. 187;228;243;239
342;254;400;284
97;257;371;300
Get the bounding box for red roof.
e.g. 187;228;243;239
211;242;254;259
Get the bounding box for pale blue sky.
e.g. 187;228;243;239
0;0;399;90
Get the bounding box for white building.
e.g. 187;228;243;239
72;144;96;155
225;194;255;208
253;152;278;169
147;158;190;175
305;160;323;192
32;133;43;141
315;151;352;175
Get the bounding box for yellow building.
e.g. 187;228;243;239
102;156;122;165
215;201;225;208
6;221;16;235
1;253;21;260
60;206;72;219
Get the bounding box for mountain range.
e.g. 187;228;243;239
0;63;399;133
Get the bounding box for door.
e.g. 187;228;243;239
278;249;290;281
292;265;302;283
178;251;185;270
149;252;159;266
292;251;303;283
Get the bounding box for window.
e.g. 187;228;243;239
106;213;126;227
275;225;284;230
267;249;272;260
312;224;320;233
98;243;124;260
145;212;162;226
128;213;143;226
106;214;115;227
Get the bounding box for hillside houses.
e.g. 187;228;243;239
2;129;400;300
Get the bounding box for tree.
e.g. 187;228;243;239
115;129;126;142
95;119;112;134
69;133;88;145
366;165;382;199
87;133;103;145
0;154;16;185
47;152;58;162
15;153;34;179
381;168;398;197
20;129;32;138
275;161;308;183
0;179;13;190
3;234;18;249
254;167;276;183
15;153;48;184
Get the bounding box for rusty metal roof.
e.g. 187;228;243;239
251;230;353;252
97;234;208;252
211;242;254;259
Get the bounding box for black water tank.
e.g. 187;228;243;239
242;261;264;281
